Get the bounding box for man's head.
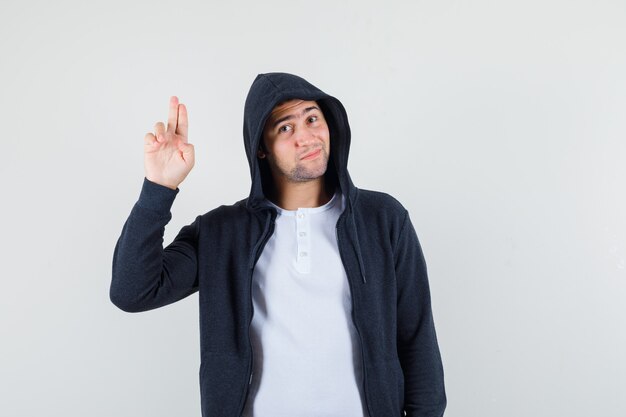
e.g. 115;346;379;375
257;99;330;184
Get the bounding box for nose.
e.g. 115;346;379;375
294;127;315;147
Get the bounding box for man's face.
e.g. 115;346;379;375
258;99;330;183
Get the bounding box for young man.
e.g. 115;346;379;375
110;72;447;417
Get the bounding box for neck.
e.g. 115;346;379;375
268;176;334;210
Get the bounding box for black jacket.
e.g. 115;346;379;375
110;72;446;417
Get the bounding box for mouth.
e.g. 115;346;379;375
300;148;322;160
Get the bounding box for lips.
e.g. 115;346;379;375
300;148;321;160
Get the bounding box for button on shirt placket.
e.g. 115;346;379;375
295;210;311;274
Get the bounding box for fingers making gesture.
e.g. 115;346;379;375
144;96;195;190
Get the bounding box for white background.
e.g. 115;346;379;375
1;0;624;416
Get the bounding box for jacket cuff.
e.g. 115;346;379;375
136;177;179;214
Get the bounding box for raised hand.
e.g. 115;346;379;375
144;96;195;190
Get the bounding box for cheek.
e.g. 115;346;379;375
273;141;296;162
319;125;330;141
321;130;330;147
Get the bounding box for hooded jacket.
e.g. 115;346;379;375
110;72;447;417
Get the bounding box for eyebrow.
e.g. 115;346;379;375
271;106;320;129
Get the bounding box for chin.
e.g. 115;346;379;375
289;163;328;182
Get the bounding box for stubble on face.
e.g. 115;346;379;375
283;144;329;183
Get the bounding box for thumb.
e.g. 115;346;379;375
180;142;194;154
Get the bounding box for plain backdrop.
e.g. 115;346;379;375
1;0;624;416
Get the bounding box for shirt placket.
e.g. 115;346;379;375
295;209;311;274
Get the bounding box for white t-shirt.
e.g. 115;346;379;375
242;189;367;417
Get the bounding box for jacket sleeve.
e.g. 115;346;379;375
110;177;200;312
394;210;447;417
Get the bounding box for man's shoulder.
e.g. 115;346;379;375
355;188;408;217
197;196;253;222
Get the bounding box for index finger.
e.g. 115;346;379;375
166;96;179;133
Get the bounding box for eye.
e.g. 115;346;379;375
308;115;318;123
278;124;292;133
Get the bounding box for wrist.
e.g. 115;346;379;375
145;176;179;191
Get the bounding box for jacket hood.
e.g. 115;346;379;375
242;72;356;211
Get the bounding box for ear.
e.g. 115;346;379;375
257;147;266;159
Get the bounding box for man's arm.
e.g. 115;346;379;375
110;96;199;312
394;210;447;417
110;177;199;312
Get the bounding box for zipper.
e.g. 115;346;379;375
336;217;373;417
237;214;275;417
